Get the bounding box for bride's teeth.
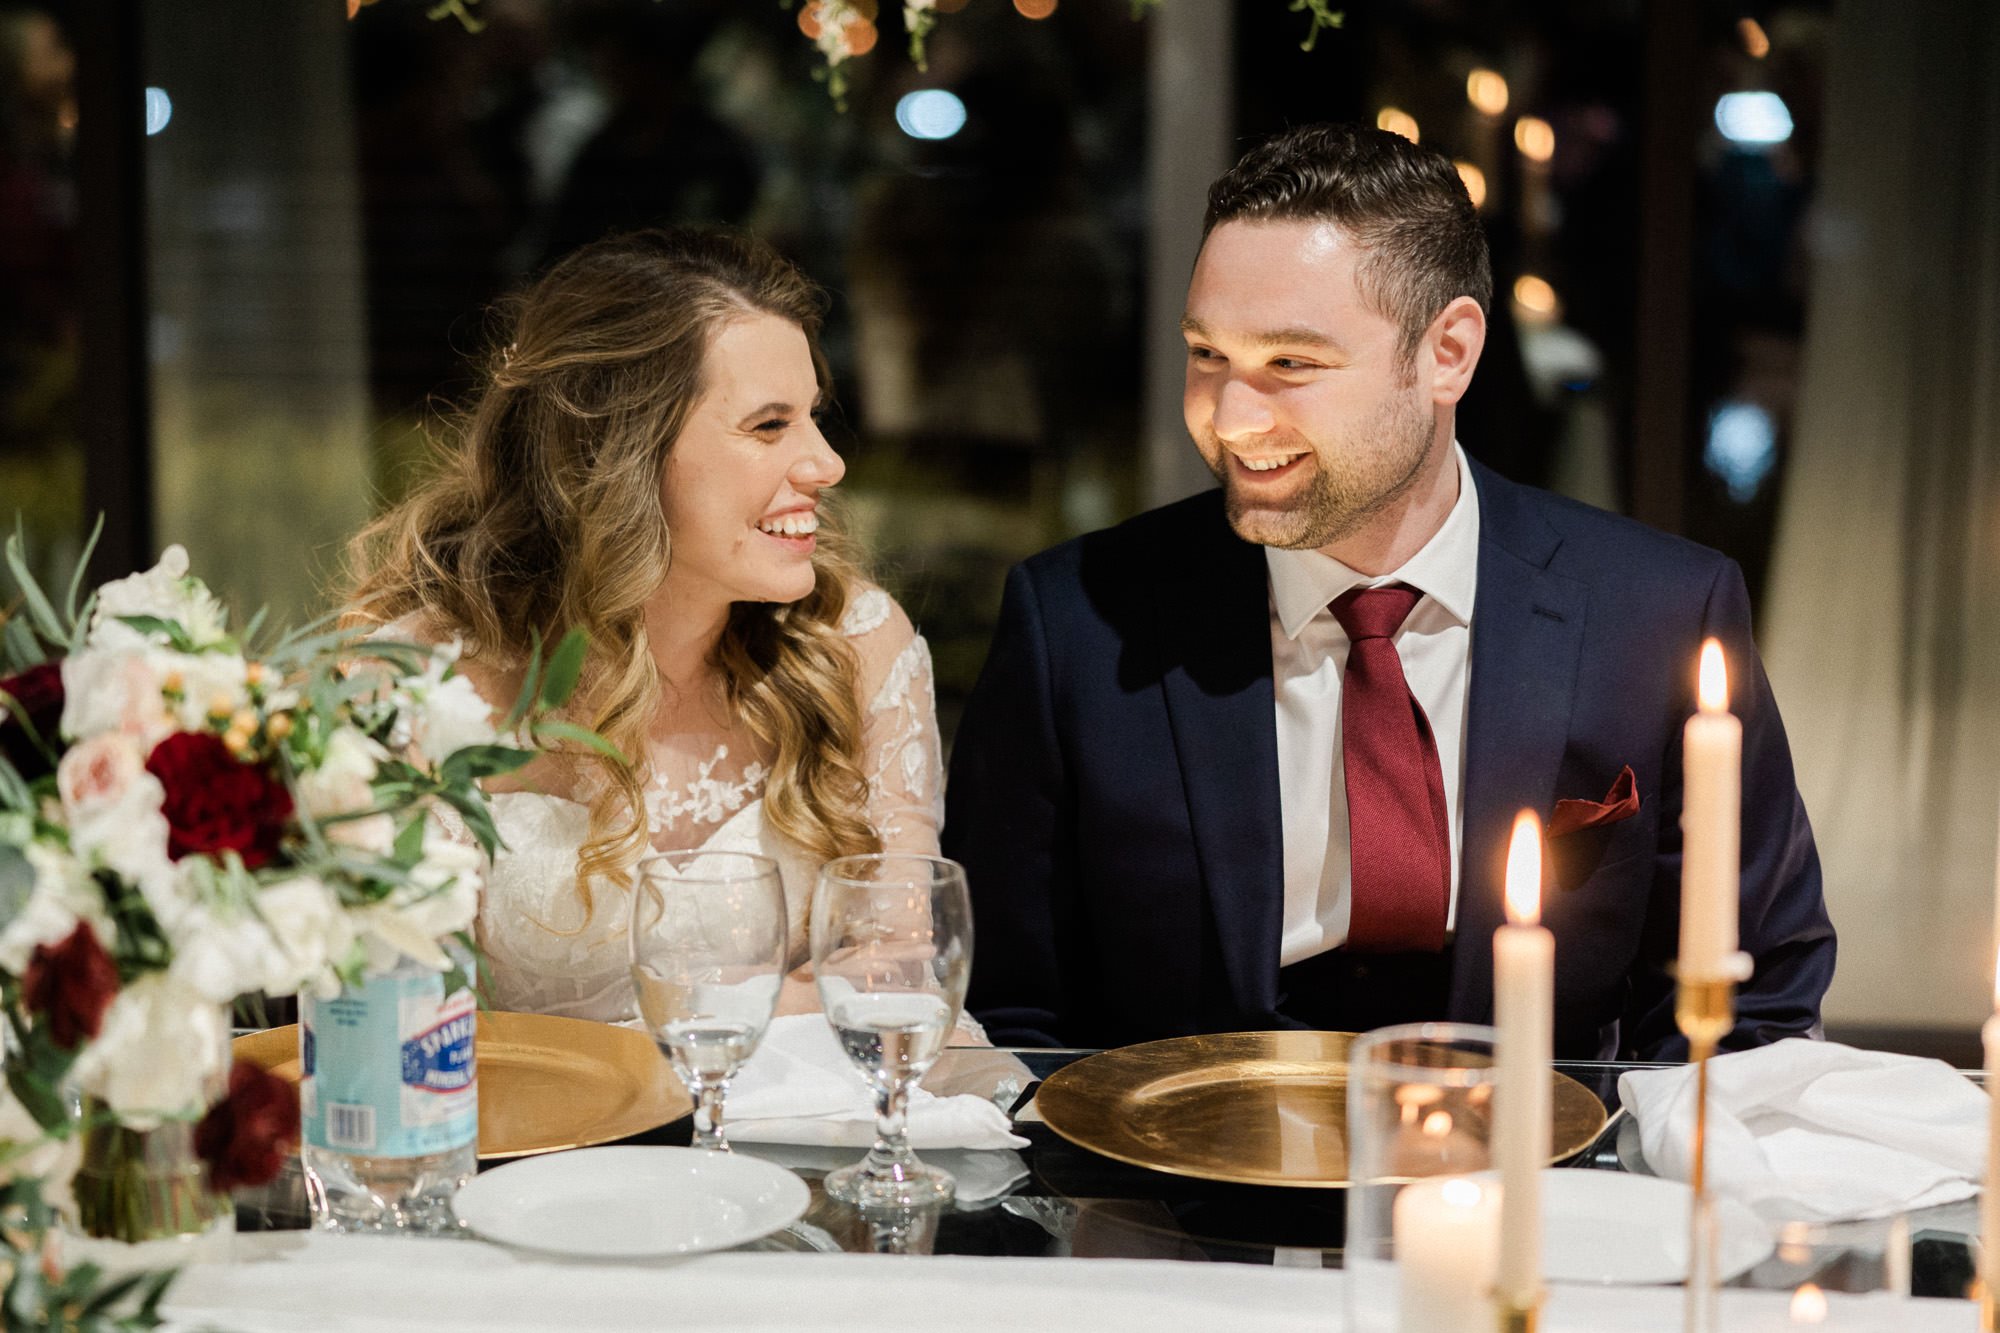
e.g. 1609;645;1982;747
758;513;818;537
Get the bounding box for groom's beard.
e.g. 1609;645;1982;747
1200;388;1437;551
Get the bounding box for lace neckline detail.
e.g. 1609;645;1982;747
643;743;767;828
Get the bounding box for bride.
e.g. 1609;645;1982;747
341;228;942;1024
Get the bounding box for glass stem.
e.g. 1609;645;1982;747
867;1077;912;1177
694;1075;731;1151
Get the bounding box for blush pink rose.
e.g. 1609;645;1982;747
56;732;146;815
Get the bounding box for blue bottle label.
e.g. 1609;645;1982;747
301;970;477;1158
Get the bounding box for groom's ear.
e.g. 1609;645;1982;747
1424;296;1487;407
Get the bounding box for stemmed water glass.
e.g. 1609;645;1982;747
810;853;972;1209
628;850;787;1153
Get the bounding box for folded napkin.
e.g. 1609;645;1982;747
725;1015;1028;1150
1617;1038;1986;1223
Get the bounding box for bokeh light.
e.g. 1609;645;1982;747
1514;116;1555;162
1376;107;1419;143
1453;160;1487;209
1466;69;1509;117
896;89;968;141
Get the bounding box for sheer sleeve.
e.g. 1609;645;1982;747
843;588;944;857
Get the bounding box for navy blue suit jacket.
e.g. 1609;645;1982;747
942;460;1835;1060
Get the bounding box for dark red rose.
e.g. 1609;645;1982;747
144;731;292;869
0;661;64;781
21;922;119;1050
195;1062;300;1192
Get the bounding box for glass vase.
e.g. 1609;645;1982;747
70;1104;235;1247
64;1003;236;1269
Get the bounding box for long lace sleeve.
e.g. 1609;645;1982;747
843;589;997;1046
843;588;944;856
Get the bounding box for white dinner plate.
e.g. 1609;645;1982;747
454;1146;810;1259
1532;1169;1774;1285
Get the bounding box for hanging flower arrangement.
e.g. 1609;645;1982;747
347;0;1343;106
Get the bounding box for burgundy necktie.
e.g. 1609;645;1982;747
1331;585;1451;953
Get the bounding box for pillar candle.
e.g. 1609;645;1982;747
1494;810;1552;1306
1679;639;1741;979
1393;1176;1499;1332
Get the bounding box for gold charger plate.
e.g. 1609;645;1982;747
1034;1030;1607;1189
232;1010;690;1160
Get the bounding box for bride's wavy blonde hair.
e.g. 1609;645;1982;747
343;228;881;911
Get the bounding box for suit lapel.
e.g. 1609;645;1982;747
1155;500;1285;1023
1450;462;1588;1022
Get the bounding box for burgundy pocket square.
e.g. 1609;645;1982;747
1548;766;1640;839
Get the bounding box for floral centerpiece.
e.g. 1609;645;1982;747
0;529;592;1314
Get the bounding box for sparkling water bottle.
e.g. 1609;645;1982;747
300;952;477;1233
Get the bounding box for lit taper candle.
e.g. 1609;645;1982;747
1494;810;1552;1310
1680;640;1741;980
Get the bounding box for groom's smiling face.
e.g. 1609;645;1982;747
1181;218;1444;553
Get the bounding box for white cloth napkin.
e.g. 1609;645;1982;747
724;1015;1027;1150
1617;1038;1987;1223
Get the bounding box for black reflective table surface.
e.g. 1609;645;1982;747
240;1048;1981;1301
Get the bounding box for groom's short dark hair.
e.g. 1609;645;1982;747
1204;123;1492;362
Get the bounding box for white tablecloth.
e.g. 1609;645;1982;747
160;1233;1974;1332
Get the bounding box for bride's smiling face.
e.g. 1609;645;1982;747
658;313;845;610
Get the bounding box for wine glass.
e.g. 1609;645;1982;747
628;850;787;1153
810;853;972;1208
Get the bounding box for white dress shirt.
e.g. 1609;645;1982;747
1267;444;1481;967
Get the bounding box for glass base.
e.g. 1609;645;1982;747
824;1154;956;1210
60;1209;235;1273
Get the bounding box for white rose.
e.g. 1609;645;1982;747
63;768;181;927
0;844;110;974
59;649;168;745
167;905;279;1004
297;726;387;820
356;828;483;973
71;973;227;1124
254;876;354;998
89;546;191;629
86;546;229;651
383;641;497;764
411;674;498;763
425;673;500;757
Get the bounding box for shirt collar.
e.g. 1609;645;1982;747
1265;443;1481;641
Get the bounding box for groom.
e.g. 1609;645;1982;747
942;124;1835;1061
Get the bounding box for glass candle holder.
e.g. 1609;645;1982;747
1344;1022;1502;1333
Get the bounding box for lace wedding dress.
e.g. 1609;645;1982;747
428;588;945;1024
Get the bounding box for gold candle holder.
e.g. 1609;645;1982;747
1675;962;1744;1333
1493;1290;1543;1332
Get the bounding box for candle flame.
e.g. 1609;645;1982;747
1788;1282;1827;1323
1422;1110;1453;1138
1504;810;1542;925
1698;639;1729;713
1440;1177;1483;1208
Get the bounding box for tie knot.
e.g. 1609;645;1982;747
1331;584;1421;641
